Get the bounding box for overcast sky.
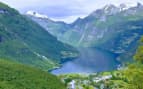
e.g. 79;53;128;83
0;0;143;23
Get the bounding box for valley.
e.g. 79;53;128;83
0;1;143;89
27;3;143;64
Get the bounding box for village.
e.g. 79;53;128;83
58;65;125;89
58;72;122;89
67;74;112;89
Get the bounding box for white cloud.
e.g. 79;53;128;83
0;0;143;23
51;15;87;24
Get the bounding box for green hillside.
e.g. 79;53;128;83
0;59;66;89
98;37;143;89
0;2;78;70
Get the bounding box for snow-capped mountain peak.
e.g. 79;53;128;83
119;2;142;11
102;4;120;15
26;11;48;19
103;4;117;11
119;3;128;11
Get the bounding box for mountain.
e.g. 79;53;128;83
0;2;78;70
0;59;66;89
64;3;143;47
27;3;143;63
26;11;71;41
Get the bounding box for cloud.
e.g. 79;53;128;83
0;0;143;23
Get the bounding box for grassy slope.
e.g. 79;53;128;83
0;2;78;70
0;59;66;89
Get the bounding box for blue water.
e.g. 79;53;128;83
52;48;119;74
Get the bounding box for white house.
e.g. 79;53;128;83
68;80;76;89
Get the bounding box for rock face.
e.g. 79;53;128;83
27;3;143;62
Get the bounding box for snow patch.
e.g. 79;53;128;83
26;10;48;19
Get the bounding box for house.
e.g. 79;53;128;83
93;75;112;83
67;80;76;89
